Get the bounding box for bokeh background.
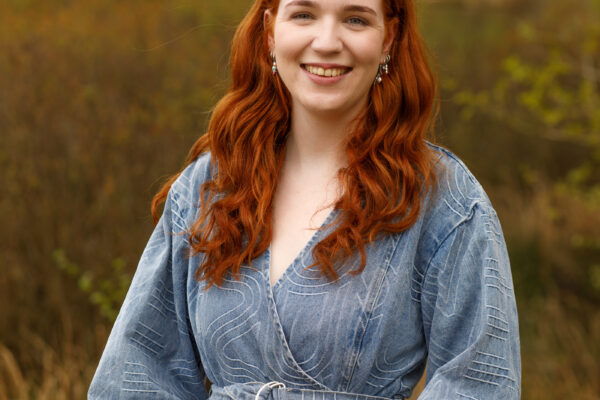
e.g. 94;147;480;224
1;0;599;398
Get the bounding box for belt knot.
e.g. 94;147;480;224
254;381;286;400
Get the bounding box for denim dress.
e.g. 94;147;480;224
88;145;521;399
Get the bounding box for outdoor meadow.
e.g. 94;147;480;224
0;0;599;398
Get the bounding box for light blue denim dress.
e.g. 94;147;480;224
89;145;521;399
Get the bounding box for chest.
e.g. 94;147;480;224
269;180;337;286
189;231;426;392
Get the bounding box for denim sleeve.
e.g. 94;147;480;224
88;187;208;399
418;203;521;399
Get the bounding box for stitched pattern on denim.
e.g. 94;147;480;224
89;148;521;400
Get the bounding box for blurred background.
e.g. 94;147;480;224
0;0;598;398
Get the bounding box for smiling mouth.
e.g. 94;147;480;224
302;64;351;78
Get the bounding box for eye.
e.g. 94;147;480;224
347;16;368;26
291;12;313;20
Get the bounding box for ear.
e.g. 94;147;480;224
264;10;275;53
381;20;397;62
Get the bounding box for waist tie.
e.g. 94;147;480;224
209;382;401;400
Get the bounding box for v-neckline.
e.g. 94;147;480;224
266;208;338;290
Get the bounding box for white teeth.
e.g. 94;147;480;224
305;65;348;77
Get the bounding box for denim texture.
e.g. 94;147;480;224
89;145;521;399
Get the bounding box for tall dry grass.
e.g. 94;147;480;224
0;0;248;397
0;334;98;400
497;185;600;399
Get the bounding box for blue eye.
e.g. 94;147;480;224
347;17;367;26
292;12;312;20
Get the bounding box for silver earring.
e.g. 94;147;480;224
271;53;277;75
375;54;391;84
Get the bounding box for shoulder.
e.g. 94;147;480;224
419;143;501;253
170;151;214;198
426;142;496;218
165;151;214;230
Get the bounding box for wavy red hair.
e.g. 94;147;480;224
152;0;438;287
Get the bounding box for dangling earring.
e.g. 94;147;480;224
375;54;391;84
271;52;277;75
383;54;391;75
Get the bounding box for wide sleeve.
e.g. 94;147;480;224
88;185;209;399
418;202;521;399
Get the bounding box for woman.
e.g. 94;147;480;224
89;0;521;398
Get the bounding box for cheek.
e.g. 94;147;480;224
273;26;304;60
350;33;386;65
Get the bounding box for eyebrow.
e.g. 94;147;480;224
284;0;378;16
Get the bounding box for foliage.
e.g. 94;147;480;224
433;0;600;397
0;0;248;396
448;0;600;301
53;249;131;322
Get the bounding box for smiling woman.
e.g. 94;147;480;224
264;0;399;282
88;0;521;399
266;0;392;120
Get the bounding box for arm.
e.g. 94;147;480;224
418;203;521;399
88;185;208;399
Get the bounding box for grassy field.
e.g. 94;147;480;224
0;0;598;398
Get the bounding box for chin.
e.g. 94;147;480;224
306;103;346;113
296;96;361;117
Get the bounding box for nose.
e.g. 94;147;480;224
311;18;343;54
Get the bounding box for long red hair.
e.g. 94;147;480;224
152;0;438;287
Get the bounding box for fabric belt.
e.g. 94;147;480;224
209;382;402;400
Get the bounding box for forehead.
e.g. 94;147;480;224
279;0;384;10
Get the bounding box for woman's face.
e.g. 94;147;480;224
267;0;394;119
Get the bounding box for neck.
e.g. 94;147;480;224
285;106;360;176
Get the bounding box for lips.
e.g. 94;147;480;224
301;64;351;78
